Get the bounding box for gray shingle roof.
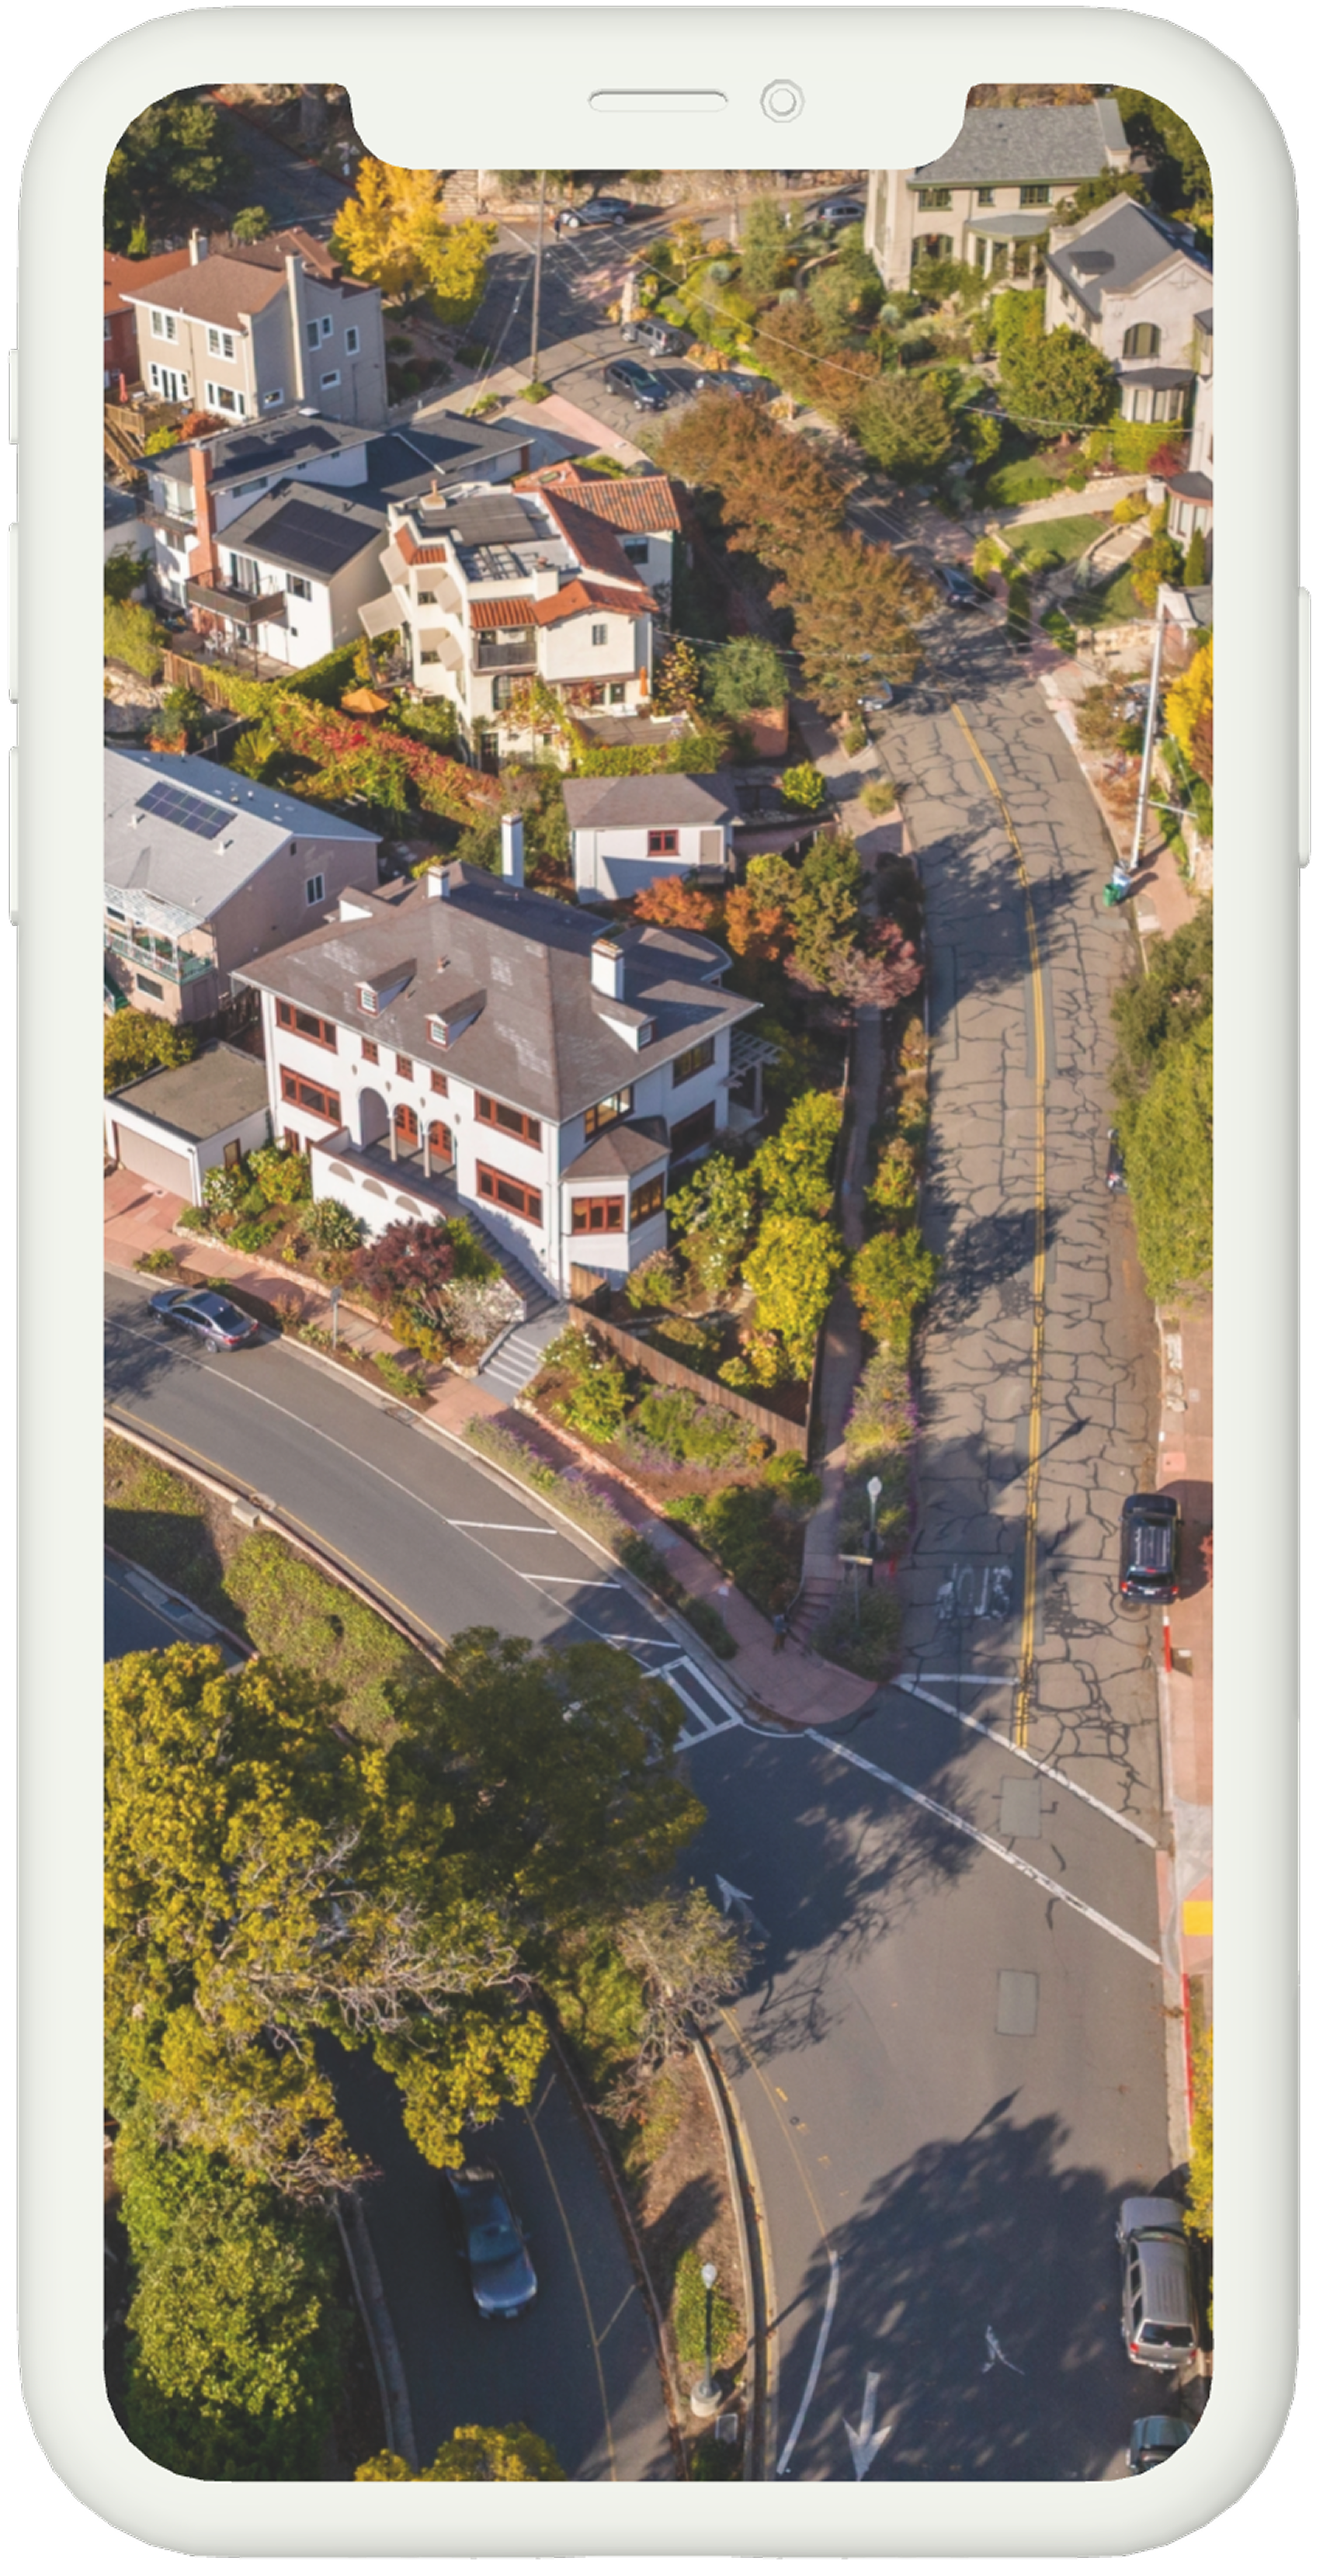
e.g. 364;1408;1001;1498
561;773;737;831
148;412;364;491
235;865;758;1123
363;418;533;503
561;1118;669;1182
220;483;387;581
915;101;1126;186
105;747;376;923
108;1042;270;1140
1048;199;1211;316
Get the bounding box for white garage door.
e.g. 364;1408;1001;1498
113;1125;193;1198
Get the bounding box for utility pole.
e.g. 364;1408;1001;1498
529;171;547;386
1130;592;1169;874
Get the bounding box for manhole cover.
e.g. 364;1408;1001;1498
996;1970;1039;2036
999;1776;1042;1838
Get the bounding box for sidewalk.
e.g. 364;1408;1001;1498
104;1172;870;1727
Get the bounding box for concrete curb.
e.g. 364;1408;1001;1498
333;2196;419;2472
693;2033;770;2483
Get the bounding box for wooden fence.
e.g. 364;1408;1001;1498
581;1313;811;1458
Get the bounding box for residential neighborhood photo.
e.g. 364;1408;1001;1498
101;78;1214;2491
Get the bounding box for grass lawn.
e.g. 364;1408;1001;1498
105;1433;428;1736
984;456;1064;508
1005;512;1107;571
1070;564;1144;627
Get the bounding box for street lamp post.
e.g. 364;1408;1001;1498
529;172;547;385
866;1474;883;1585
690;2261;723;2417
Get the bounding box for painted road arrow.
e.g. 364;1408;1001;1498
844;2369;892;2481
715;1875;769;1939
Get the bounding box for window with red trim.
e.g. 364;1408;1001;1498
395;1054;413;1080
280;1066;342;1124
630;1173;665;1225
672;1036;715;1088
648;828;679;856
476;1093;541;1148
477;1161;542;1226
571;1193;625;1234
430;1070;448;1096
276;997;337;1050
361;1037;379;1064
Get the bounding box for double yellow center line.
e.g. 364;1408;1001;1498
946;702;1048;1751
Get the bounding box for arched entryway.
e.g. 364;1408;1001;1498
394;1102;420;1151
357;1086;389;1147
428;1118;453;1173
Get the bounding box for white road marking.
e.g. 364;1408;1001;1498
845;2369;893;2480
805;1731;1161;1966
447;1521;563;1534
714;1875;769;1939
777;2251;840;2478
983;2324;1024;2376
915;1672;1016;1685
525;1575;623;1588
894;1679;1159;1848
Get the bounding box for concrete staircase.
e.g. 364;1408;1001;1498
477;1302;568;1402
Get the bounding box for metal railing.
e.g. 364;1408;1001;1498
105;925;213;985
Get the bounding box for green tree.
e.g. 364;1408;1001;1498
231;205;270;242
104;1009;196;1095
1186;2026;1214;2241
607;1886;748;2100
1122;1015;1213;1298
738;193;794;296
116;2108;341;2481
1052;168;1148;224
104;1644;543;2195
1111;904;1213;1097
357;2425;564;2481
849;1225;938;1357
742;1213;845;1374
1130;529;1186;609
787;828;863;990
104;546;144;603
1114;91;1212;220
853;371;955;477
668;1151;755;1298
780;533;924;714
991;286;1046;375
703;635;789;717
751;1090;843;1219
1184;526;1207;588
997;324;1116;437
104;596;166;682
105;95;251;249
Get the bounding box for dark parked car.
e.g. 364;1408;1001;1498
557;195;631;231
603;356;670;412
443;2163;537;2320
621;315;688;357
693;368;771;401
148;1286;258;1352
1116;2199;1199;2372
1119;1494;1183;1603
939;563;988;610
1106;1127;1127;1192
1128;2414;1193;2473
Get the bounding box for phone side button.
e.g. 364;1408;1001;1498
7;522;15;705
6;349;15;446
1299;588;1311;867
8;744;16;925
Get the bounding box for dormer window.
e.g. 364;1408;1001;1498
357;983;379;1014
427;1014;449;1047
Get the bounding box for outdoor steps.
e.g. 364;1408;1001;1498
477;1303;567;1401
787;1575;843;1654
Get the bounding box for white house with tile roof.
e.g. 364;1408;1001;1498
866;99;1131;290
359;482;659;762
516;461;681;609
231;831;762;1292
1044;198;1212;423
562;772;738;904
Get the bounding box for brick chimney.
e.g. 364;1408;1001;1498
186;443;217;586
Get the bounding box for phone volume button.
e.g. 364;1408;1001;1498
1299;588;1311;867
8;744;16;925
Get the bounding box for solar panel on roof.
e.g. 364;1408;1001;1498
136;776;231;840
255;496;377;575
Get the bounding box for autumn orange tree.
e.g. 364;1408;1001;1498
632;874;724;936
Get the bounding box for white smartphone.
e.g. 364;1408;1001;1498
14;5;1297;2557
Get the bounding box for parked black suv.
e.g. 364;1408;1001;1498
603;357;669;411
1119;1493;1183;1602
556;195;631;231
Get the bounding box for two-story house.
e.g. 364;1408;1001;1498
562;773;738;904
1045;199;1213;422
141;407;533;661
359;484;658;763
120;227;387;430
103;246;192;394
866;98;1131;291
104;746;380;1027
1165;310;1213;573
232;829;761;1294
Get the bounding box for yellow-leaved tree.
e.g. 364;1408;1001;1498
331;159;494;317
357;2425;564;2481
1165;633;1213;776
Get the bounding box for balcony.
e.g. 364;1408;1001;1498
474;634;537;672
105;924;214;987
185;578;287;626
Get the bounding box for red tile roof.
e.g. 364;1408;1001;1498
470;596;538;630
538;488;649;589
531;578;655;626
519;462;680;536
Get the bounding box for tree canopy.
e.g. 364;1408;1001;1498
104;1009;196;1095
357;2425;565;2481
738;193;794;297
331;160;495;314
105;95;251;249
703;634;790;717
997;324;1117;437
853;372;956;479
1114;91;1213;220
1111;904;1213;1300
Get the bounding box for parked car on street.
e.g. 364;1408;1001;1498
603;356;670;412
1128;2415;1193;2473
1116;2199;1199;2371
443;2162;538;2320
1106;1127;1127;1192
148;1286;258;1352
939;564;988;609
557;195;631;231
1118;1494;1183;1603
815;194;866;227
693;369;771;401
621;315;689;358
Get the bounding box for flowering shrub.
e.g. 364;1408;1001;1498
779;761;826;812
307;1199;366;1252
352;1217;460;1307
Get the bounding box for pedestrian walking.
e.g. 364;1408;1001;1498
773;1610;788;1653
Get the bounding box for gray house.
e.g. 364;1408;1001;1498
562;774;738;904
104;747;380;1027
866;99;1131;290
120;227;387;429
1045;199;1212;423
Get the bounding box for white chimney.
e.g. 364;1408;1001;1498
286;253;309;403
591;932;627;1000
500;812;524;886
424;862;450;901
189;229;204;266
